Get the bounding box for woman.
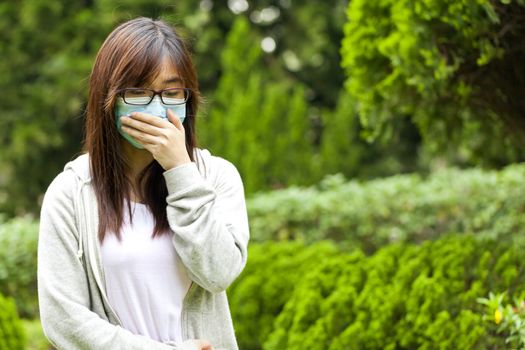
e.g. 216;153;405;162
37;17;249;350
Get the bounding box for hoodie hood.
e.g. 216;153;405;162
64;153;91;183
63;149;211;184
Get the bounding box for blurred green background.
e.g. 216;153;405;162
1;0;524;349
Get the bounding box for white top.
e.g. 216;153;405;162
100;202;192;342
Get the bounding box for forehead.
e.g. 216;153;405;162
147;56;181;87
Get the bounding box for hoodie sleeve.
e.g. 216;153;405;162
37;171;183;350
163;157;250;293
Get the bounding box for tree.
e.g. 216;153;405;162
178;0;348;109
1;0;430;215
198;17;314;193
341;0;525;166
320;92;423;180
0;0;111;215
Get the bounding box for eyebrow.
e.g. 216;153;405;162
164;76;182;84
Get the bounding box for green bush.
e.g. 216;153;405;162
21;318;53;350
0;216;39;318
478;291;525;349
0;293;26;350
341;0;525;165
228;241;339;350
262;235;524;349
247;163;525;252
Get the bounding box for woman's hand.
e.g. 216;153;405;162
178;339;213;350
120;109;191;170
193;339;213;350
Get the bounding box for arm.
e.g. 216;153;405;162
37;172;178;350
163;158;250;293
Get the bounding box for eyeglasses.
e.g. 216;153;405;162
117;88;191;105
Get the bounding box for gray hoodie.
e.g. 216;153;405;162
37;148;250;350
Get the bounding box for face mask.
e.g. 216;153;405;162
114;96;186;149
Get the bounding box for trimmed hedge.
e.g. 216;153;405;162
258;236;523;349
2;164;524;346
247;164;525;252
0;216;39;319
0;293;26;350
228;241;339;350
3;165;524;320
229;236;524;349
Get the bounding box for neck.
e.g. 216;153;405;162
121;140;154;202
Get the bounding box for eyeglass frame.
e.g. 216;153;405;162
116;87;192;106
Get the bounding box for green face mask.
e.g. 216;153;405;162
114;97;186;149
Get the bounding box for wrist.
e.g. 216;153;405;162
164;157;191;171
163;162;205;195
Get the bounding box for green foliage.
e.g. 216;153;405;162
7;0;524;217
247;162;525;252
478;291;525;349
261;235;524;349
319;94;363;177
0;0;112;216
199;16;422;194
192;1;425;192
198;16;316;193
319;92;422;179
1;0;360;217
20;318;52;350
341;0;525;166
228;241;339;350
0;216;39;318
178;0;348;107
0;293;26;350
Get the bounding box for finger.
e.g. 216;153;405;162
193;339;212;350
129;111;171;128
202;340;212;350
120;125;157;145
121;116;164;136
167;109;184;131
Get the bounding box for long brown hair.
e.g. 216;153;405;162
83;17;201;242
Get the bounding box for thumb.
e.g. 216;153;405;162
167;108;184;131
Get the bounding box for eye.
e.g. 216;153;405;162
126;89;150;97
122;89;153;105
162;89;184;98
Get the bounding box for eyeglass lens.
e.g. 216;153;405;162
123;89;188;105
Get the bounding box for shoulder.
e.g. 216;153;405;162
194;148;241;179
41;154;88;212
